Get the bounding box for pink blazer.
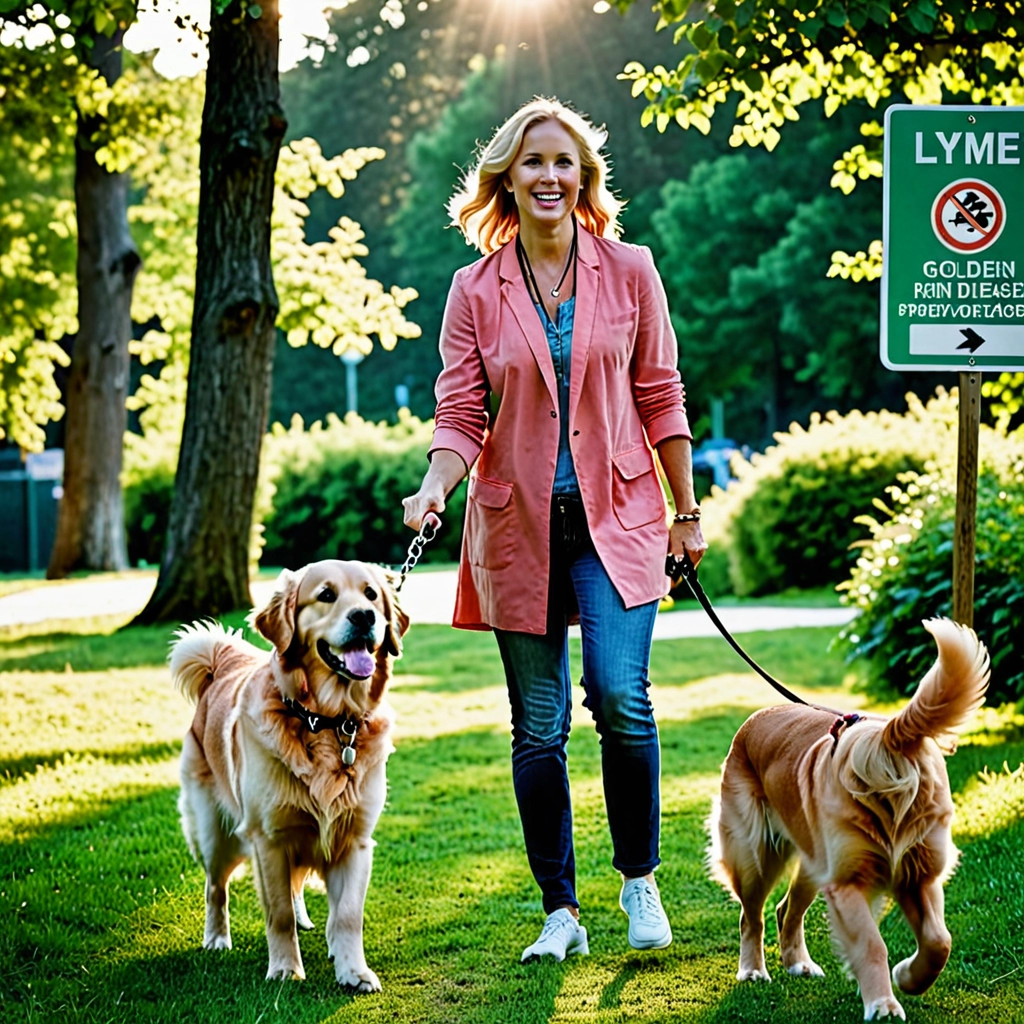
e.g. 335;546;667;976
429;227;692;634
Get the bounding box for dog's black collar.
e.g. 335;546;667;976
281;696;361;737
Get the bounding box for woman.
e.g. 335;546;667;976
402;98;707;961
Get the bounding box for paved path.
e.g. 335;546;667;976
0;569;856;638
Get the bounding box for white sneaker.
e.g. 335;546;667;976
620;877;673;950
520;908;589;962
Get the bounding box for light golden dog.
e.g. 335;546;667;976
169;559;408;991
710;618;989;1021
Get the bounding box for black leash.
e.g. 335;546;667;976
666;552;846;718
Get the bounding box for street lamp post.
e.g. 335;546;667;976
340;348;364;415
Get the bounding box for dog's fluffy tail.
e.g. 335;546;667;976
169;621;245;704
882;618;989;757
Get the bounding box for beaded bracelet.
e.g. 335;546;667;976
673;509;701;524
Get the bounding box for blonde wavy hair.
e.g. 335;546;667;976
447;97;623;254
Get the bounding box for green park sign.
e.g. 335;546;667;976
882;104;1024;372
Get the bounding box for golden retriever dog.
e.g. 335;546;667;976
169;559;408;991
710;618;989;1021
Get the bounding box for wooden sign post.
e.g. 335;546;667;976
952;372;981;627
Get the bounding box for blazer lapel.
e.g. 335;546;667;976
499;241;557;407
568;227;599;426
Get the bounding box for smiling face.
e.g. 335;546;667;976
506;117;582;233
295;562;389;683
253;559;408;703
252;559;409;720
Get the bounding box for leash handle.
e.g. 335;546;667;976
395;512;441;593
666;551;818;709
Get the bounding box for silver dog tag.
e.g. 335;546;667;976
342;745;356;767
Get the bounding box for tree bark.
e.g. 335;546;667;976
47;31;139;578
134;0;286;623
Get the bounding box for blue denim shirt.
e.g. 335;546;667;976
534;297;580;495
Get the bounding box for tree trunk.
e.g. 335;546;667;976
47;31;139;578
134;0;286;623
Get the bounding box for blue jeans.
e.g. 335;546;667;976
494;528;661;914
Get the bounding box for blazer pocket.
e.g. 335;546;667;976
467;474;517;569
611;446;665;531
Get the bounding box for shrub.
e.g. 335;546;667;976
260;411;465;568
837;437;1024;705
122;431;178;567
700;391;963;596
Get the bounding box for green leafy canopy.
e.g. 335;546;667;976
613;0;1024;143
613;0;1024;278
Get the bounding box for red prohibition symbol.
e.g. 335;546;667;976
931;178;1006;253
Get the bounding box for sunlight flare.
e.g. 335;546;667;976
123;0;357;79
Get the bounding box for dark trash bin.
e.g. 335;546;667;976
0;449;63;573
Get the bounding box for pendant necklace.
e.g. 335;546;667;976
517;218;578;302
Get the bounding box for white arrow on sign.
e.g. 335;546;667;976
909;323;1024;356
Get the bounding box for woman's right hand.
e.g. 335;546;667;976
402;481;446;532
403;450;468;531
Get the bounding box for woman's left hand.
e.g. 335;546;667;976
668;519;708;569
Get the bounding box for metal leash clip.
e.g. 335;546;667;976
395;512;441;593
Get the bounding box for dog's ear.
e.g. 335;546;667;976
251;568;304;657
374;566;410;658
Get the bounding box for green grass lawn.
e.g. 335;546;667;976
2;613;1023;1023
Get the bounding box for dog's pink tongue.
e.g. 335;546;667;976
343;648;376;679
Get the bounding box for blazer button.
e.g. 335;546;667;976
572;430;580;436
550;410;557;418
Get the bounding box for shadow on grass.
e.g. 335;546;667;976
597;962;639;1009
0;740;183;788
0;611;266;674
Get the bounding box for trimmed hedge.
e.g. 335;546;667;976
837;438;1024;704
123;412;464;573
260;412;465;568
698;392;962;597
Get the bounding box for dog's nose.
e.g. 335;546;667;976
347;608;376;633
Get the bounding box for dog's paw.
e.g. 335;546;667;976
893;956;941;995
786;959;825;978
203;932;232;950
737;967;771;982
266;962;305;982
337;966;381;994
863;996;905;1020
